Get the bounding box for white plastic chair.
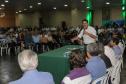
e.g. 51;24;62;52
106;67;113;84
0;40;10;56
92;73;108;84
118;42;125;69
111;60;121;84
118;42;125;54
62;74;92;84
119;55;123;71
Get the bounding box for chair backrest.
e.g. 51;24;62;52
111;60;121;77
118;42;125;53
111;60;121;84
106;67;113;84
92;73;108;84
62;74;92;84
107;67;113;77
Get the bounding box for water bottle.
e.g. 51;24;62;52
64;51;70;58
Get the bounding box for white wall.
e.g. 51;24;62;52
16;14;32;27
93;7;123;27
93;9;102;27
16;12;40;27
71;8;87;27
48;10;71;26
32;12;41;27
15;7;123;27
110;7;123;21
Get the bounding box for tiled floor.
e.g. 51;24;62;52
0;49;126;84
0;56;22;84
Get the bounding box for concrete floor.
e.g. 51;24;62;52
0;49;126;84
0;56;22;84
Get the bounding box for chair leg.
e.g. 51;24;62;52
8;48;10;56
42;45;45;52
1;48;3;56
0;48;2;56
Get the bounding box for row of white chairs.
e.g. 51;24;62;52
92;42;125;84
92;58;123;84
0;42;51;56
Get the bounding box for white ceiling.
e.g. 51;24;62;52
0;0;123;12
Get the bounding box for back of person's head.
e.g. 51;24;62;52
69;49;86;70
103;32;113;45
87;43;100;56
112;37;119;45
18;50;38;71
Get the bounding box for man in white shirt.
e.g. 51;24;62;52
71;19;97;45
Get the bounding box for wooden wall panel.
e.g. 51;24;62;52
0;10;15;27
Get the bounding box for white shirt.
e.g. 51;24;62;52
78;26;97;44
62;74;92;84
104;46;117;66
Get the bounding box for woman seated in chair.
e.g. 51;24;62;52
112;37;122;60
40;32;49;52
62;49;92;84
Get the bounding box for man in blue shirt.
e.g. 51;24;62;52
32;30;41;52
9;50;55;84
85;43;106;81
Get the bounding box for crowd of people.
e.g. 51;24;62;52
8;38;125;84
0;19;125;84
0;27;68;55
62;19;125;84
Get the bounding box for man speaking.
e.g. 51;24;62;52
71;19;97;45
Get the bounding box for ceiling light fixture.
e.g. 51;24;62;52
5;0;9;3
106;2;110;5
24;9;27;11
64;4;68;7
81;0;85;3
16;12;18;14
1;4;5;7
37;2;42;5
0;8;2;10
29;5;33;8
122;6;125;10
53;7;56;10
86;6;90;9
19;10;22;13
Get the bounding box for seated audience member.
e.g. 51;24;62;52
62;49;92;84
40;32;48;44
46;32;55;50
32;30;41;52
98;43;112;69
24;30;33;48
40;32;49;51
100;54;112;69
9;50;54;84
104;36;117;66
112;38;122;60
85;43;106;81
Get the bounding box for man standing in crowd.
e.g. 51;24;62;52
71;19;97;45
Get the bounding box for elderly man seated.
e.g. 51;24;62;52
85;43;106;81
9;50;54;84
